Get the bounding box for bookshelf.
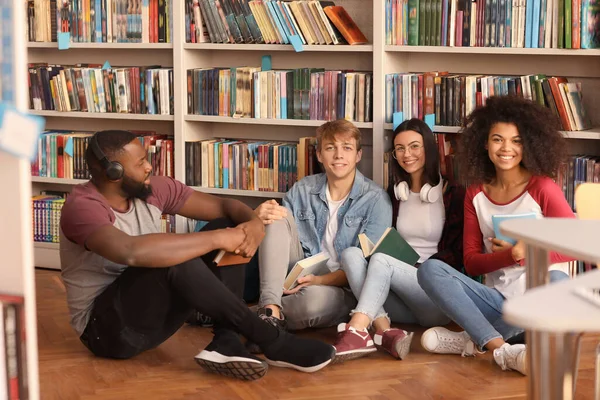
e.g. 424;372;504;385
1;0;40;397
28;1;600;272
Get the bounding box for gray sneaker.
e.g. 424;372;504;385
246;307;287;354
421;327;482;357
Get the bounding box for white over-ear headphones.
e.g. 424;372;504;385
394;176;444;203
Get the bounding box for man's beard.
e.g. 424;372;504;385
120;174;153;200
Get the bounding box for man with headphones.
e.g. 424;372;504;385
59;130;335;381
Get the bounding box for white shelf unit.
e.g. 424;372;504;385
29;110;175;121
27;0;600;273
2;0;40;398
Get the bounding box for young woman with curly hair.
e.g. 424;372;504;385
416;96;575;375
332;118;466;363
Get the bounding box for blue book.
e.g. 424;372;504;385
492;212;539;245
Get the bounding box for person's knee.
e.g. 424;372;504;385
549;270;569;283
417;259;448;289
284;287;331;328
340;247;365;272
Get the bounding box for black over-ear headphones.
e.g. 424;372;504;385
89;132;124;181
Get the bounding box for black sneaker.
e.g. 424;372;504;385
262;330;335;373
246;307;287;354
194;329;268;381
186;311;214;328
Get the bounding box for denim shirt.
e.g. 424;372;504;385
283;170;392;262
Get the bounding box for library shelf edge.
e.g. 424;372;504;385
27;42;174;50
33;242;61;271
382;124;600;139
192;186;286;199
31;177;87;185
30;110;175;121
183;43;374;52
384;45;600;56
185;115;374;129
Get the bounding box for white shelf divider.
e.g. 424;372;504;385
31;177;87;185
385;45;600;56
33;243;61;271
27;42;173;49
192;186;286;199
382;124;600;139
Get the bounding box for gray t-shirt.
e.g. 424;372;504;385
59;176;193;335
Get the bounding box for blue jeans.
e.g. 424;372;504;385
340;247;450;327
417;259;569;349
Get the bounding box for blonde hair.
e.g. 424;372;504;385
316;119;362;151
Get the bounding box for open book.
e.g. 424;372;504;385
283;252;330;291
213;250;251;267
358;227;420;266
491;212;538;245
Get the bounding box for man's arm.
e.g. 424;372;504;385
177;191;265;256
85;224;245;268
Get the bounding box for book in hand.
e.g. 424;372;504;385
491;212;539;245
213;250;251;267
358;227;420;266
283;252;330;291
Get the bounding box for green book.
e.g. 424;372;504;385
358;227;420;266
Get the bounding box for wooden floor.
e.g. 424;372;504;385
36;269;599;400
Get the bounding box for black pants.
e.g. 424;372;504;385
80;219;255;359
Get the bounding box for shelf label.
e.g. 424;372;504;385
57;32;71;50
64;137;74;157
289;35;304;52
424;114;435;131
0;103;45;161
102;61;112;70
392;112;403;130
261;55;272;71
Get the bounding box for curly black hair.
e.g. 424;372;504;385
457;96;567;183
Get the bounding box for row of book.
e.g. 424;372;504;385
187;67;373;122
0;296;27;400
385;72;591;131
185;137;321;192
185;0;368;45
28;64;174;115
31;130;175;180
558;153;600;210
27;0;173;43
385;0;600;48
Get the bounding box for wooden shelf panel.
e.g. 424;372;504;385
28;42;173;49
385;45;600;56
31;177;87;185
30;110;174;121
185;115;373;129
184;43;373;52
192;186;286;199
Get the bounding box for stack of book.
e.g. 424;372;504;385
188;67;372;122
27;0;173;43
186;0;368;45
385;72;591;131
385;0;600;48
28;64;174;115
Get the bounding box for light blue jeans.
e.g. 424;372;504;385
417;258;569;349
340;247;450;327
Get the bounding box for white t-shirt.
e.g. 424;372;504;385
396;191;445;263
321;186;349;271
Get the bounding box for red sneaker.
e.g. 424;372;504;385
373;328;414;360
332;323;377;363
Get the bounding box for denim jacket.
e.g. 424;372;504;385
283;170;392;260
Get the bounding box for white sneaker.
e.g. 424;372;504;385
493;343;527;375
421;327;481;357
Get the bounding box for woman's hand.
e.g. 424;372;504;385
283;274;321;295
489;237;526;263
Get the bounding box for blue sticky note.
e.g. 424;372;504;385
102;61;112;70
392;112;404;130
261;55;272;71
424;114;435;131
64;137;74;157
289;35;304;52
0;103;45;161
57;32;70;50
